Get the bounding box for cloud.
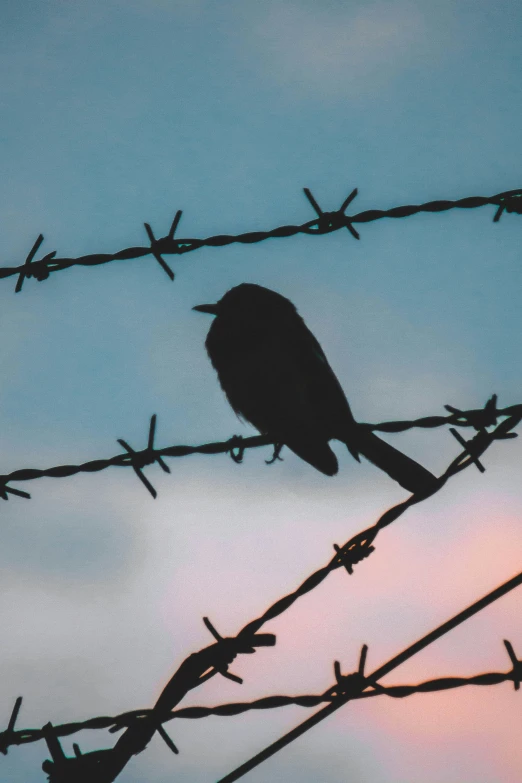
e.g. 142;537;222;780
244;1;427;97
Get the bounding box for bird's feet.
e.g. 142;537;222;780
228;435;245;464
265;442;284;465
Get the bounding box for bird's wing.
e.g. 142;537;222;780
291;321;357;429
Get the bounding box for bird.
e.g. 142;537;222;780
193;283;437;495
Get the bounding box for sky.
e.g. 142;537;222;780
1;0;522;781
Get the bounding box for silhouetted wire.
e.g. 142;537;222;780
2;189;521;780
217;574;522;783
0;396;520;781
229;404;522;647
3;396;520;782
3;187;522;292
5;639;520;748
6;574;522;783
7;637;521;748
0;395;518;501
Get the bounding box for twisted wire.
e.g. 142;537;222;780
5;647;520;746
0;395;517;501
1;401;519;780
3;187;521;292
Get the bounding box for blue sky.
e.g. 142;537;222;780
1;1;522;781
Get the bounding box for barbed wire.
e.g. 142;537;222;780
2;185;521;781
168;634;522;716
0;393;519;780
3;187;522;292
4;638;520;750
0;395;518;501
3;572;521;783
1;392;519;774
0;394;520;781
217;574;522;783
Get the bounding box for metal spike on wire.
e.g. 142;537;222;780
493;192;522;222
449;427;487;473
144;221;175;281
14;235;55;293
503;639;522;690
202;617;245;684
0;697;22;755
303;186;360;238
0;482;31;501
116;414;170;498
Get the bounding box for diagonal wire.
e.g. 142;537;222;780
217;572;522;783
6;571;521;782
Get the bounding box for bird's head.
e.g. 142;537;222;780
193;283;297;326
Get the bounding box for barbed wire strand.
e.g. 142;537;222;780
5;639;520;749
1;189;520;779
3;188;522;292
9;570;522;782
100;402;520;783
0;395;518;502
2;403;520;781
223;405;522;645
217;573;522;783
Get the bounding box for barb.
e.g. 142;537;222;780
115;414;170;499
14;234;44;293
493;192;522;222
0;697;22;755
143;221;175;281
0;396;519;501
41;721;113;783
217;572;522;783
3;187;521;291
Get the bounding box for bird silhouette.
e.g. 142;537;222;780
194;283;437;495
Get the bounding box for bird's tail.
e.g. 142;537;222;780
347;428;438;495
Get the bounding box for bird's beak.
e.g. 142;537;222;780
193;303;219;315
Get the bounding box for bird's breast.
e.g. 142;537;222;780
205;323;278;428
